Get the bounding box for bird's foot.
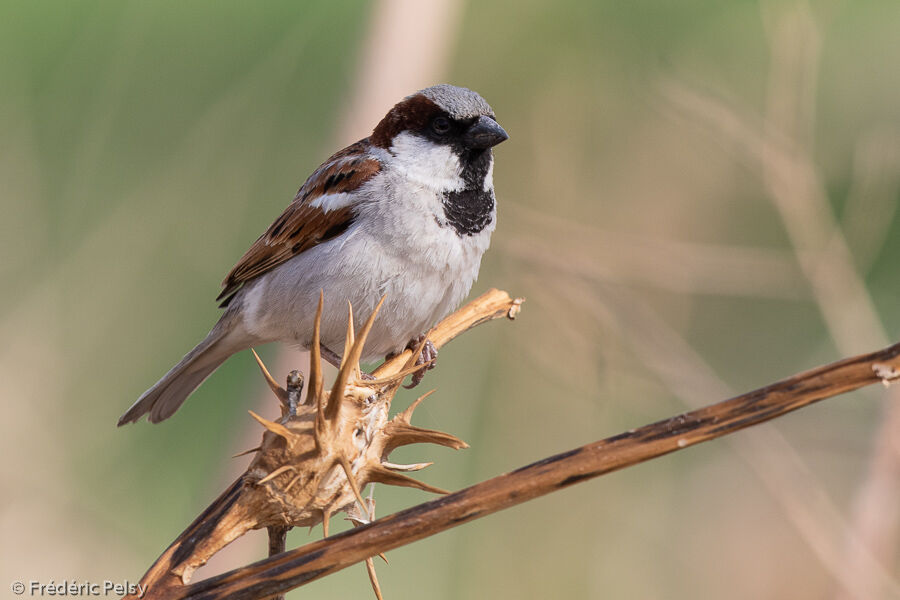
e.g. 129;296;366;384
402;335;437;389
286;370;304;414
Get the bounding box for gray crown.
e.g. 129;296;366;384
416;84;494;120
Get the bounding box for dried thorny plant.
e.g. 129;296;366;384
130;288;523;600
125;287;900;599
125;284;900;600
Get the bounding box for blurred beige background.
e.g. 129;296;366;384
2;0;900;598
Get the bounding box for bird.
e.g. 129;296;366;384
118;84;508;425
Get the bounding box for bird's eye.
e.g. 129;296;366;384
431;116;451;135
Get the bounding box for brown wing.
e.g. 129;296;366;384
217;139;381;306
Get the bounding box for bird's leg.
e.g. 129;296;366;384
402;334;437;389
320;344;343;369
320;343;375;380
286;370;304;413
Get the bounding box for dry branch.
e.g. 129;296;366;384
127;289;522;600
166;339;900;600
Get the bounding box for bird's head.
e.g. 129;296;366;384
371;84;508;192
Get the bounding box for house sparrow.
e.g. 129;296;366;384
118;84;507;425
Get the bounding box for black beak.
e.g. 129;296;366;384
463;115;509;149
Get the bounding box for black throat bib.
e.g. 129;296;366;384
441;150;495;236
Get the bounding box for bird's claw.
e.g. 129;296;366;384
403;336;437;389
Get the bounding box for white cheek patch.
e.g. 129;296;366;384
389;131;464;192
483;157;494;192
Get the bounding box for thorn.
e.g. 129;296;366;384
367;464;449;495
346;487;374;526
383;421;468;453
365;363;435;388
403;338;437;389
250;348;289;409
382;461;433;472
341;301;357;377
314;392;325;453
327;296;386;421
346;514;369;526
364;488;387;564
344;518;384;571
396;389;437;424
339;455;372;521
256;465;296;486
284;472;303;493
248;410;295;444
311;291;325;445
403;334;430;372
344;519;388;567
364;556;385;600
231;446;261;458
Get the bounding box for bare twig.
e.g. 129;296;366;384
553;277;900;596
264;526;288;600
372;289;523;379
504;204;900;593
166;338;900;600
260;367;305;600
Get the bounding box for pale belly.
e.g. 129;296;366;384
236;223;488;361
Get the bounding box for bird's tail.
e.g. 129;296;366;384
117;322;249;426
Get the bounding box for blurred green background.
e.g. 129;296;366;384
3;0;900;598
